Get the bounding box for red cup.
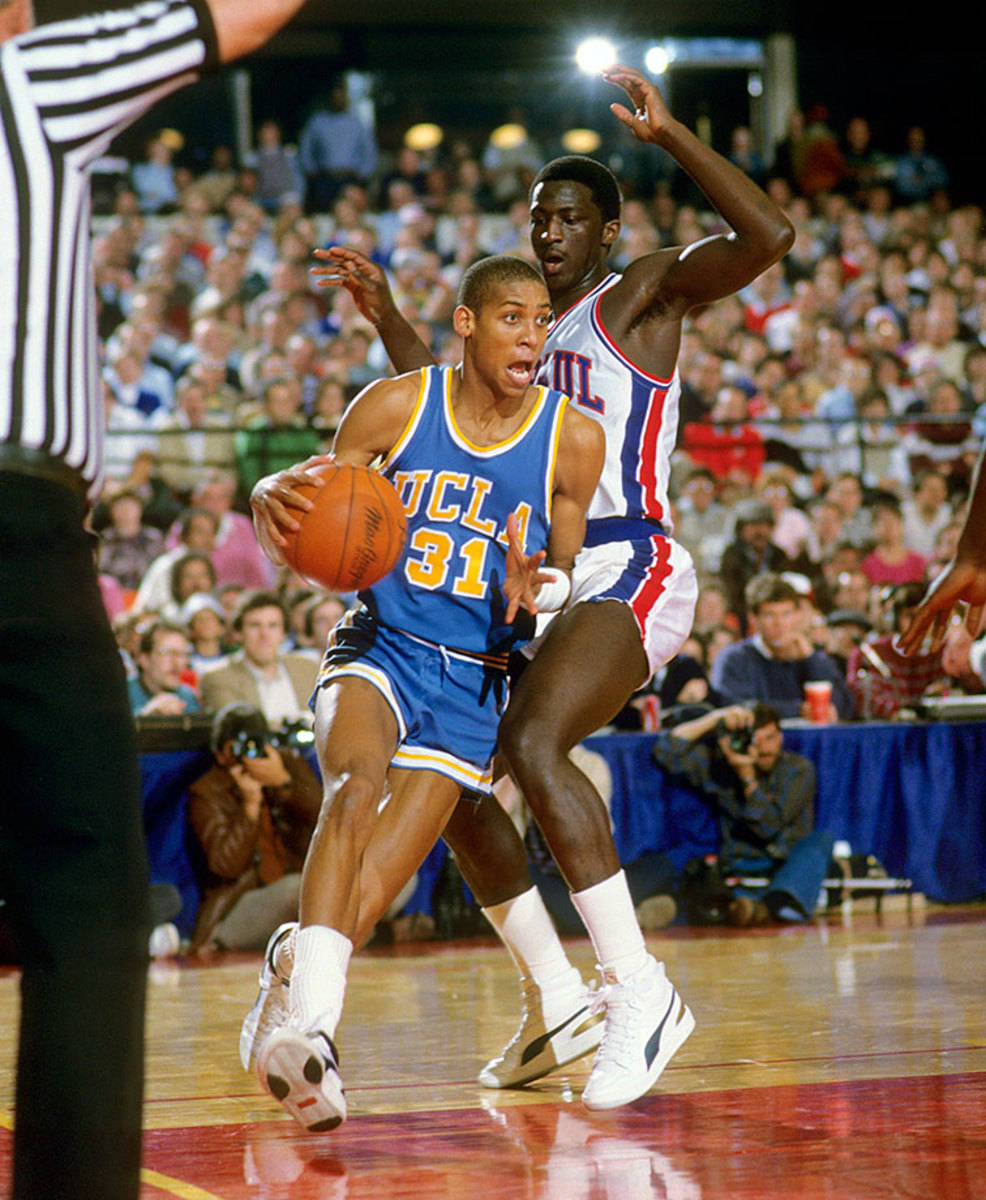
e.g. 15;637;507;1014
804;680;832;723
641;694;661;731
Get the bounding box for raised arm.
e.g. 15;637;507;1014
311;246;436;373
603;65;794;318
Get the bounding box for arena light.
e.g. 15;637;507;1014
561;128;602;154
489;122;528;150
404;123;444;152
644;45;671;76
575;36;617;75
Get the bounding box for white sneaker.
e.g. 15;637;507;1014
148;922;181;959
581;956;694;1111
478;967;604;1088
239;922;295;1072
257;1025;346;1132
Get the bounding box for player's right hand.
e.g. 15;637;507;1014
249;455;336;561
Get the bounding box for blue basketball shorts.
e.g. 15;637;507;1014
312;608;508;794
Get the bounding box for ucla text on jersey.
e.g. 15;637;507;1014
365;365;570;655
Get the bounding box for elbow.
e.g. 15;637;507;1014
768;216;796;265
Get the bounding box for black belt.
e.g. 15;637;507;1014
0;443;89;499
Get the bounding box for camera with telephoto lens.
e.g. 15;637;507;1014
230;729;268;761
717;719;753;754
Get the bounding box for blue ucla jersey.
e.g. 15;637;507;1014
535;273;680;529
364;365;569;656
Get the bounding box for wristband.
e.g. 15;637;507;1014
535;567;571;613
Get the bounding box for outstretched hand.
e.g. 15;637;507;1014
603;65;674;146
502;512;550;624
249;454;336;564
311;246;394;327
896;559;986;655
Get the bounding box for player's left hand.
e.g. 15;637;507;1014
311;246;395;327
502;512;549;623
604;65;674;146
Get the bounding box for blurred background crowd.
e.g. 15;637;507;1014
88;89;986;726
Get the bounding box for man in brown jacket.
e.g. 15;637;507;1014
188;704;321;952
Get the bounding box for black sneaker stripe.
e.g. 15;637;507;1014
311;1030;344;1089
644;992;677;1069
520;1006;588;1066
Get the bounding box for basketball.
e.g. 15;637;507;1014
282;461;407;592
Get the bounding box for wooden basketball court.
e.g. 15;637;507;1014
2;903;985;1198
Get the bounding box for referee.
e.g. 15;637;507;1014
0;2;308;1197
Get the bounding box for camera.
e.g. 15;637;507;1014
270;718;315;753
717;719;753;754
230;729;267;760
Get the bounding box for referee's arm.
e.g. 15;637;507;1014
205;0;310;63
3;0;310;61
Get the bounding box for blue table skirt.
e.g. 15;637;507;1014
141;721;986;934
586;721;986;905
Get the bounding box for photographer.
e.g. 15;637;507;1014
188;704;321;953
652;703;833;925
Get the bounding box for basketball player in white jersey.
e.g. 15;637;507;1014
282;65;795;1112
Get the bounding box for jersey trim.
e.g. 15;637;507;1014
380;368;429;471
543;392;569;524
588;289;675;388
444;377;551;458
549;273;617;328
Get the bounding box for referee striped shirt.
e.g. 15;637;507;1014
0;0;218;494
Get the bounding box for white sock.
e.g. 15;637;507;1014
482;886;573;988
291;925;352;1036
570;870;649;981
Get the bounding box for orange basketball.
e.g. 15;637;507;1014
282;462;407;592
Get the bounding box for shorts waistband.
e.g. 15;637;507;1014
0;443;89;499
583;516;668;547
387;622;510;671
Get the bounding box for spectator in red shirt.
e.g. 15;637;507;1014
681;384;766;488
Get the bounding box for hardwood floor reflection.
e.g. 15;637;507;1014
2;904;985;1198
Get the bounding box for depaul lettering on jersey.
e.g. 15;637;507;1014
536;348;605;414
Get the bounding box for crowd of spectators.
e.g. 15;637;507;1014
91;101;986;737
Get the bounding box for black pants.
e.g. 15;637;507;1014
0;471;150;1200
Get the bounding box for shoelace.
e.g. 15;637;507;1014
589;979;644;1070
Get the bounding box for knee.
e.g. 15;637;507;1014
499;706;557;785
320;771;381;841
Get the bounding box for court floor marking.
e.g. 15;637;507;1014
140;1168;227;1200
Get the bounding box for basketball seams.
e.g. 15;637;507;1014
366;468;406;572
336;463;357;589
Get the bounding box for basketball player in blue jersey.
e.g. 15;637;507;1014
244;255;604;1131
309;65;794;1113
